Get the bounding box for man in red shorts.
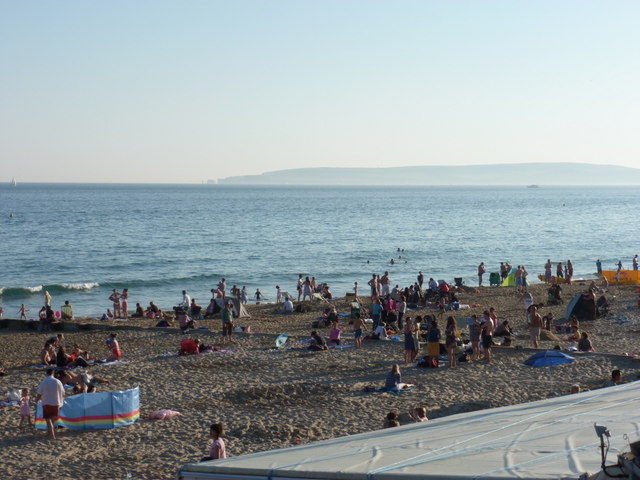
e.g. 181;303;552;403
35;368;65;439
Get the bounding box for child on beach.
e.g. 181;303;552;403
329;322;341;346
19;388;32;427
106;333;122;361
201;423;227;461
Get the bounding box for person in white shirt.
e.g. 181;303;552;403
283;298;294;313
180;290;191;309
35;368;65;439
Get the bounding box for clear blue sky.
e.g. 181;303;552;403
1;0;639;183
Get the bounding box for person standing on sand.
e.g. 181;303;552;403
18;304;28;320
353;314;365;349
44;290;52;308
480;311;494;364
276;286;282;303
296;274;303;302
445;316;458;368
380;271;390;296
35;368;65;440
528;305;542;349
556;262;564;279
566;260;574;284
596;259;602;275
201;423;227;461
120;288;129;320
417;271;424;289
222;302;234;343
545;259;552;282
478;262;486;287
367;274;377;300
240;286;248;304
633;255;638;271
109;289;121;318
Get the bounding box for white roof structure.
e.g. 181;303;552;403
178;381;640;480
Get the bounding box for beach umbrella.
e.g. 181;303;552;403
524;350;575;367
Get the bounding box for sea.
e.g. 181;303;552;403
1;183;638;318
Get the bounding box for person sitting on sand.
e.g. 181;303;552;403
308;331;328;351
56;345;77;368
56;370;109;393
132;303;145;318
602;369;622;388
375;322;390;340
383;411;400;428
283;297;294;313
146;302;162;319
494;320;513;338
40;343;56;365
384;364;412;391
105;333;122;362
577;332;594;352
178;309;196;333
328;322;341;346
179;338;201;355
71;343;92;362
100;308;114;321
201;423;227;461
412;406;428;422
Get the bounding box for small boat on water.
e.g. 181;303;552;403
526;184;539;188
10;177;16;187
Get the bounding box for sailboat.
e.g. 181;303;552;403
10;177;16;187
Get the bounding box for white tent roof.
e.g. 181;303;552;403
178;381;640;480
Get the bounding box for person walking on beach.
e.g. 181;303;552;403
35;368;65;440
353;314;365;349
478;262;486;287
240;286;248;304
18;304;28;320
109;289;121;318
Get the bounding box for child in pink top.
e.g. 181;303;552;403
201;423;227;461
329;322;341;346
19;388;32;427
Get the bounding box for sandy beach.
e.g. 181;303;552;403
1;281;639;480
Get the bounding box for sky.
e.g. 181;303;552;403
1;0;639;184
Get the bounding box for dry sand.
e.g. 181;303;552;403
1;282;639;480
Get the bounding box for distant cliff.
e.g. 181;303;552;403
215;163;640;186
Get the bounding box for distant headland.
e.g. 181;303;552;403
212;163;640;186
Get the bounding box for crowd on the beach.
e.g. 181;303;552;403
5;252;639;462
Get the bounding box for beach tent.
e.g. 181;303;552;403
214;298;250;319
500;268;517;287
36;387;139;430
178;381;640;480
524;350;575;367
564;293;597;321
